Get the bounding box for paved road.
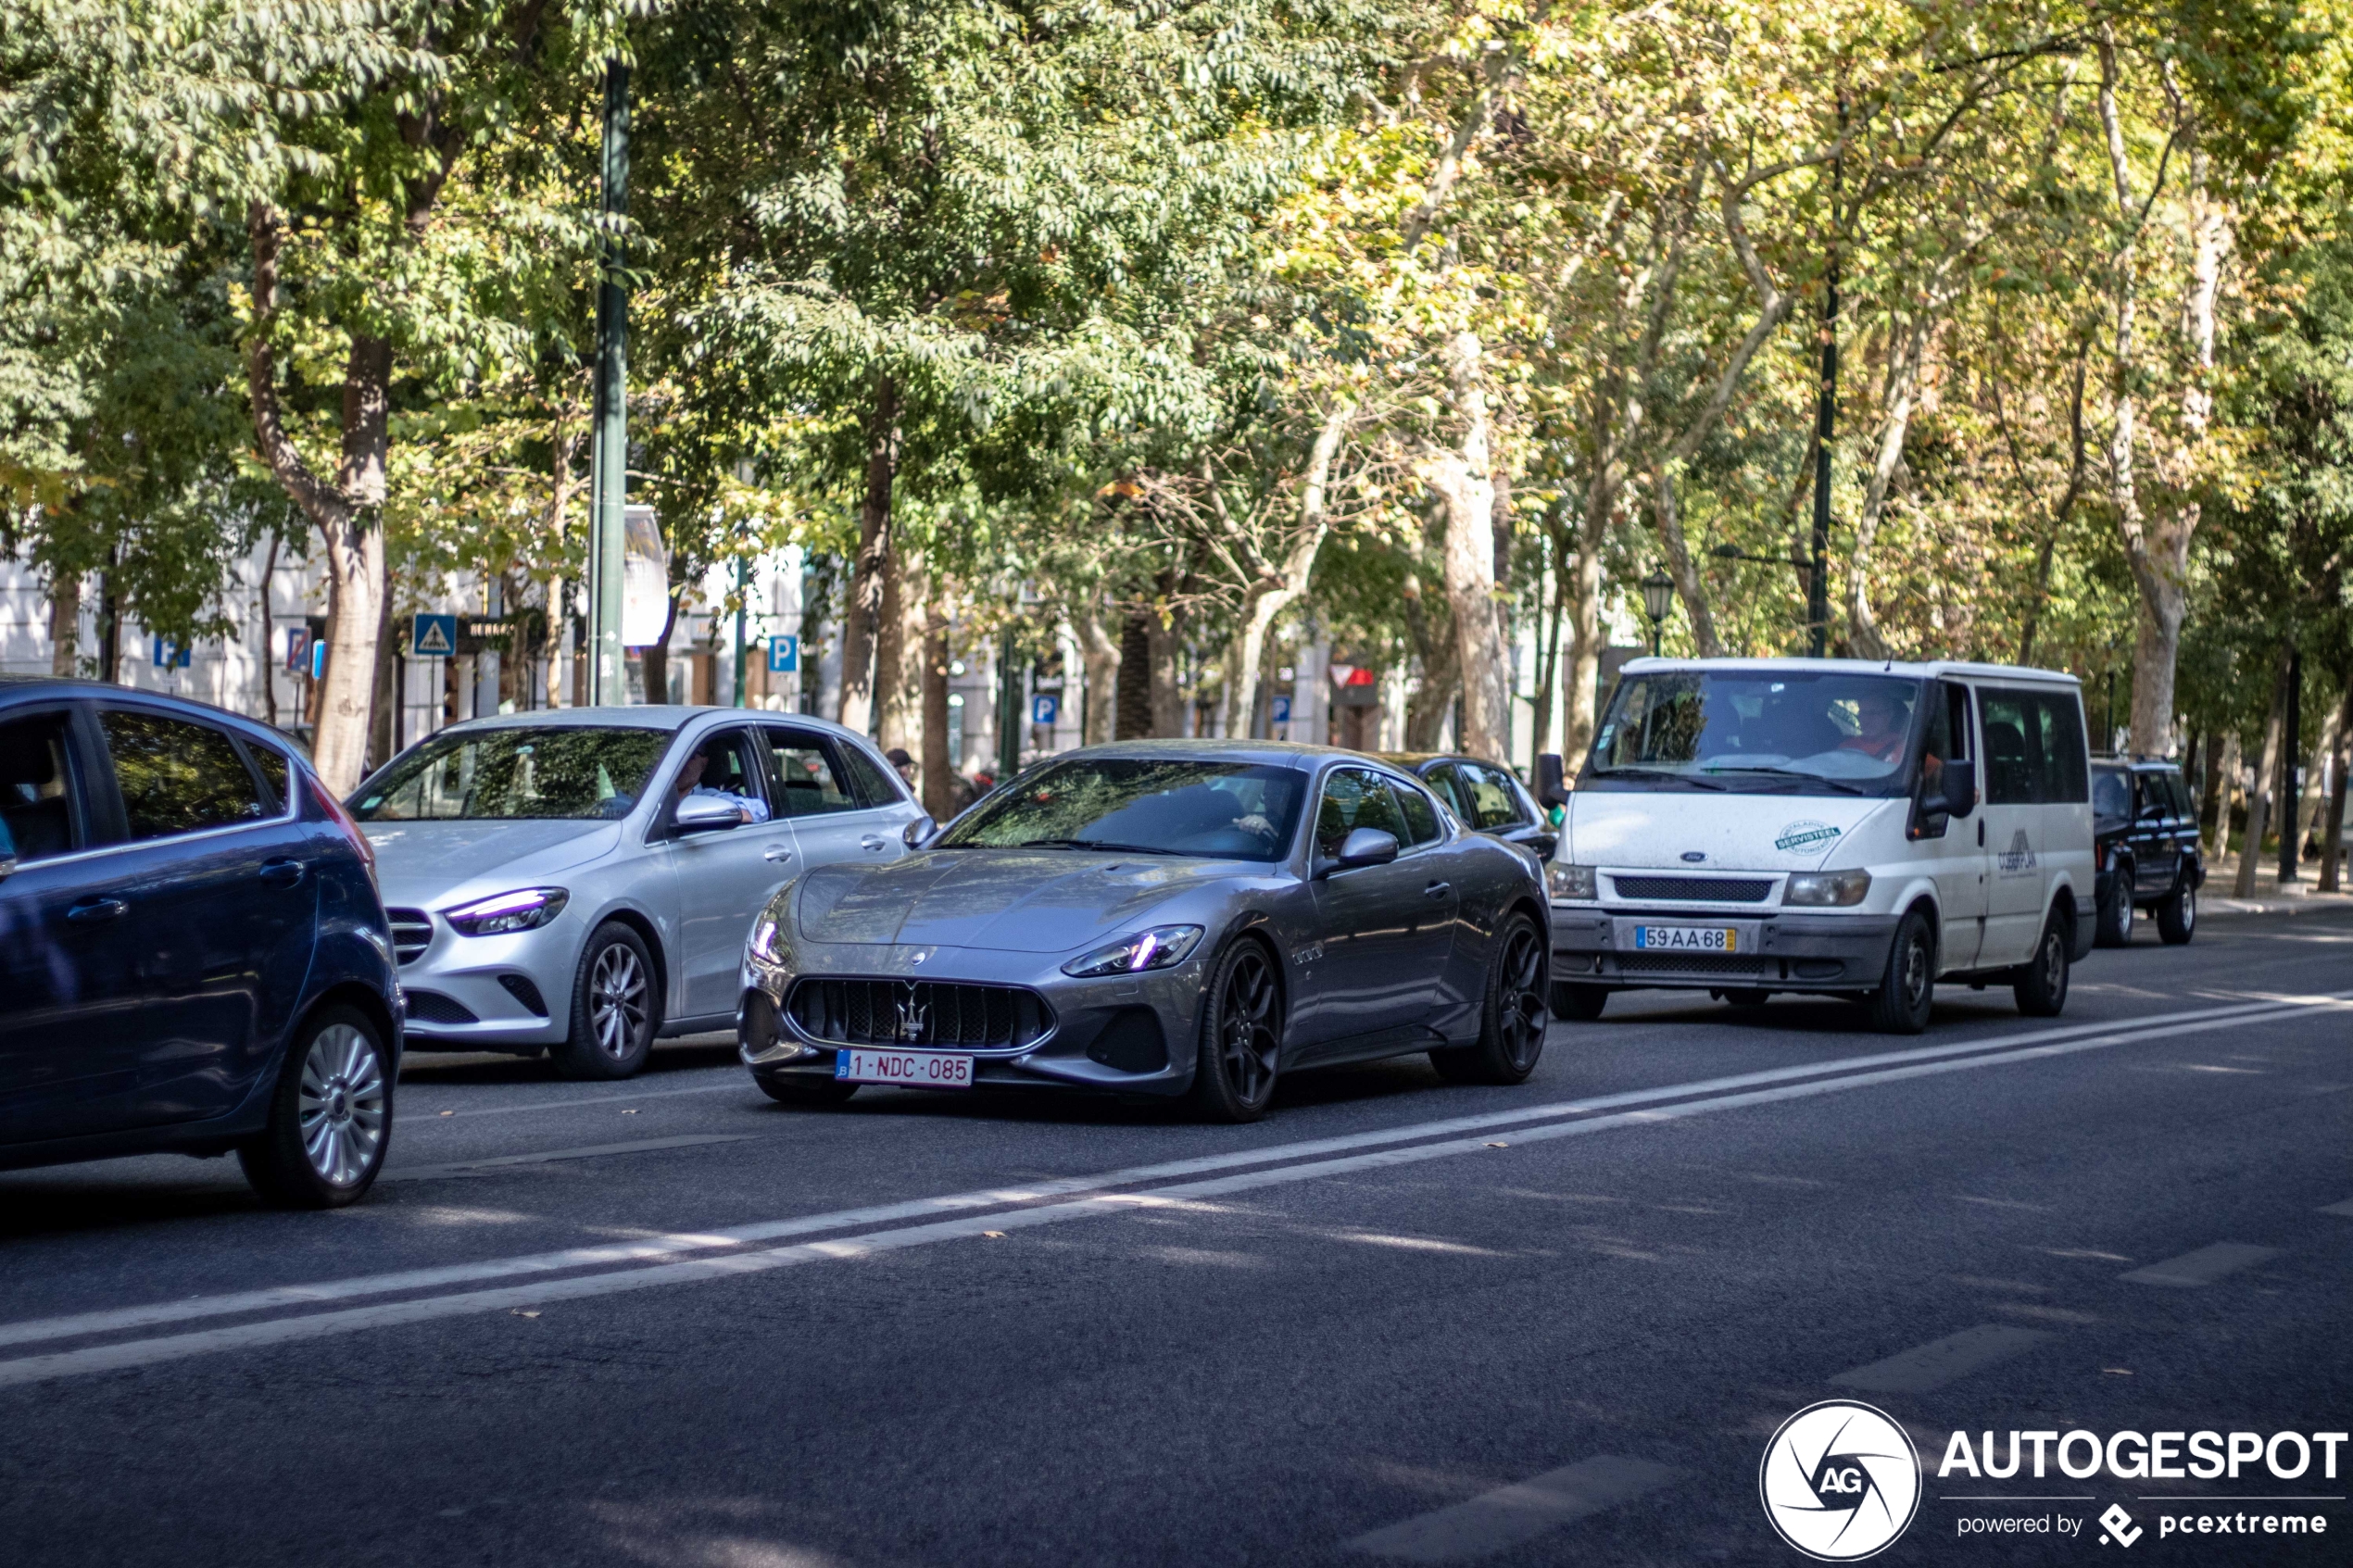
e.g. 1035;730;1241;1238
4;911;2349;1566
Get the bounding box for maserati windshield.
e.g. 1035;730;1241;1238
938;759;1307;861
351;727;673;821
1589;671;1924;797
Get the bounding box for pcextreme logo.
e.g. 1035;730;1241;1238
1761;1400;1923;1561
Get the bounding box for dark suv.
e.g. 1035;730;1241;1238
2092;756;2203;947
0;679;401;1206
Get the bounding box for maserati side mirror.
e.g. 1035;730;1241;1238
1327;827;1400;873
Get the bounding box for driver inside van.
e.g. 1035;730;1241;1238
1837;688;1913;766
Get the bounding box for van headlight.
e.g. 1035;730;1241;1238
1545;862;1597;901
1784;870;1872;907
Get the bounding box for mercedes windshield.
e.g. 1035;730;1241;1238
351;726;673;821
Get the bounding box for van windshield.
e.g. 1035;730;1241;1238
1588;671;1925;797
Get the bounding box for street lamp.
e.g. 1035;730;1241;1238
1640;570;1676;656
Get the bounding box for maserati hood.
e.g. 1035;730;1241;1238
1566;792;1894;872
795;849;1247;953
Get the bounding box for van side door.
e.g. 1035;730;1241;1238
1977;687;2089;964
1917;682;1984;972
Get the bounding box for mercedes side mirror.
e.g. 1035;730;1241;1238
902;815;937;848
1938;758;1978;819
673;795;747;834
1325;827;1400;874
1534;753;1569;809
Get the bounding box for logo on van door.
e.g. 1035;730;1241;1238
1774;821;1843;853
1997;829;2038;876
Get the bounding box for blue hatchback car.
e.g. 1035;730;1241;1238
0;679;401;1207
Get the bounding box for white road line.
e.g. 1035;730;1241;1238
2320;1198;2353;1218
1;993;2346;1388
2119;1243;2283;1287
1342;1456;1682;1562
418;1076;749;1119
0;1001;2334;1363
6;993;2333;1356
1831;1326;2055;1394
382;1135;757;1183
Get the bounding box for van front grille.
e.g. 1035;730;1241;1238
1610;875;1773;903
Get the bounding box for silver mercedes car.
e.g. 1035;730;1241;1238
736;741;1550;1122
349;707;928;1078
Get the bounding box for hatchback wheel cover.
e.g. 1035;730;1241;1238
592;944;649;1059
298;1024;385;1187
1218;950;1279;1104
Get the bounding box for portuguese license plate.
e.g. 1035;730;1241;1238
835;1048;975;1088
1632;924;1739;953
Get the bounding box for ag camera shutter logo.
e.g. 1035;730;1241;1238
1760;1399;1921;1561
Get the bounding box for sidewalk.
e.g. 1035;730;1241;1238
2197;854;2353;917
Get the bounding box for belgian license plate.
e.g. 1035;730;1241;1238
1632;924;1738;953
835;1048;975;1089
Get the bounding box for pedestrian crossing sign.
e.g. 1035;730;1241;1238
411;614;458;658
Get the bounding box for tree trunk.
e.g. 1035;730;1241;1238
639;587;680;706
254;539;279;725
1425;332;1511;756
1560;512;1606;765
1073;608;1119;746
2320;683;2352;893
1844;315;1930;661
1402;575;1458;752
47;571;78;678
2209;731;2241;860
1650;468;1723;658
1146;590;1186;738
1225;402;1352;741
370;589;396;771
919;595;951;819
2294;697;2340;876
2233;650;2292;897
1530;526;1563;758
876;543;925;758
838;375;900;734
245;203;392;793
544;575;568;710
1114;608;1153;740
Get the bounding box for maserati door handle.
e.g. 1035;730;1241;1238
764;844;795;862
66;897;128;923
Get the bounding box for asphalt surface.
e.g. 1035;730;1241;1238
3;908;2349;1567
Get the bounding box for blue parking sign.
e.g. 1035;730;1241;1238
1031;693;1060;726
767;634;799;673
1271;695;1292;724
151;635;191;670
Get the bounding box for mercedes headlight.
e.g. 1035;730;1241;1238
1063;924;1205;977
443;887;569;936
1545;862;1597;901
1784;870;1872;908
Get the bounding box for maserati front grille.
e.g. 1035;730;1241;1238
785;979;1053;1051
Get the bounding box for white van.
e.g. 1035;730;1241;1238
1533;658;2095;1034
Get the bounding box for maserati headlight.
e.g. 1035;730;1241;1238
1063;924;1205;977
1545;862;1597;901
749;915;785;963
443;887;569;936
1784;870;1872;908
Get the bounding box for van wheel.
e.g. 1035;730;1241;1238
2095;868;2133;947
2156;878;2196;945
2013;917;2071;1017
1549;983;1608;1021
1866;909;1936;1035
238;1006;391;1209
553;922;659;1080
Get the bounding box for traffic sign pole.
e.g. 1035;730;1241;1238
733;554;749;708
586;58;631;706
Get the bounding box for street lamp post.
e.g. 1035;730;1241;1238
1641;570;1675;657
585;59;630;706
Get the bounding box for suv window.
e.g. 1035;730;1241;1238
764;728;862;816
2160;771;2195;818
1390;779;1443;846
1315;767;1407;858
0;710;82;862
101;709;268;841
1461;764;1528;830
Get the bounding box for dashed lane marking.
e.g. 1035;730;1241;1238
2119;1243;2284;1287
1831;1325;2055;1394
1343;1456;1682;1562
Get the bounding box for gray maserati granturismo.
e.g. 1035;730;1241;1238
736;741;1551;1121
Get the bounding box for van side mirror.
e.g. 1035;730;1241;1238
1534;753;1569;808
1937;758;1978;819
